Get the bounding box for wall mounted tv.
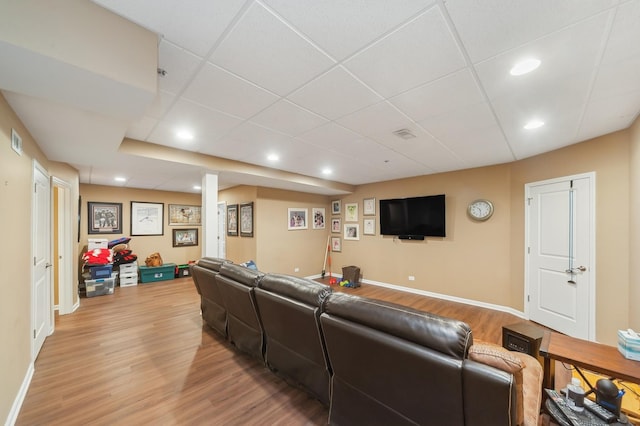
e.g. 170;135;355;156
379;194;446;240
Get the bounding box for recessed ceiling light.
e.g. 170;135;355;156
193;185;201;190
322;168;332;175
524;119;545;130
114;177;126;182
176;129;194;140
267;153;279;161
510;58;541;76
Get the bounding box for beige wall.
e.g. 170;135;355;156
219;186;259;264
79;185;202;267
241;130;633;346
0;93;50;422
256;188;331;276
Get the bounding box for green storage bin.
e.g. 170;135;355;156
139;263;176;283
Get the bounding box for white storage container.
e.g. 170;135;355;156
88;238;108;250
119;262;138;274
84;273;116;297
120;273;138;287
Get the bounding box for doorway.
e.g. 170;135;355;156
53;177;74;315
525;173;595;340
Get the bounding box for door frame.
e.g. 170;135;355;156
524;172;596;341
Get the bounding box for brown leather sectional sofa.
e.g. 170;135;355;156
190;257;542;425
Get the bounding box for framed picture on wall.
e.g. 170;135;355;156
227;204;238;236
312;207;326;230
172;228;198;247
131;201;164;236
331;200;341;215
363;198;376;216
344;223;359;240
331;218;341;233
288;208;308;230
331;237;341;252
168;204;201;226
345;203;358;222
88;201;122;234
363;218;376;235
240;202;253;237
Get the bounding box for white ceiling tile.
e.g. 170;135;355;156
600;0;640;64
157;40;202;95
475;12;611;102
336;101;416;142
183;62;279;119
92;0;247;57
250;99;328;136
344;7;466;98
262;0;436;60
288;66;383;120
590;56;640;100
419;102;515;165
203;122;297;161
578;90;640;141
149;98;243;148
390;69;483;123
210;3;335;96
444;0;617;63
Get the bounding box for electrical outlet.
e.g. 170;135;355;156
294;267;300;272
408;276;415;281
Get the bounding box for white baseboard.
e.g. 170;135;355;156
306;274;526;319
5;362;34;426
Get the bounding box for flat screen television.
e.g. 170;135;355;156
379;194;446;239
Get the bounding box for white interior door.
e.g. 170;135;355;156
218;202;226;259
526;173;595;340
32;161;53;359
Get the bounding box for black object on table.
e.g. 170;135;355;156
544;389;627;426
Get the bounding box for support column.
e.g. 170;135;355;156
202;173;219;258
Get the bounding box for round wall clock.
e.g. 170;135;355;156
467;199;494;221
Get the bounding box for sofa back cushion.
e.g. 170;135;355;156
254;274;332;405
323;292;473;359
320;292;473;425
258;274;331;306
191;264;227;337
197;257;230;272
215;264;265;361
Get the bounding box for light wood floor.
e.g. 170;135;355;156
17;277;526;425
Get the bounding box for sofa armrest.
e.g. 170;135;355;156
466;342;543;426
463;359;517;426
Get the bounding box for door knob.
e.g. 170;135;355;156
565;266;587;274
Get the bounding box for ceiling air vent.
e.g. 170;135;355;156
392;128;416;139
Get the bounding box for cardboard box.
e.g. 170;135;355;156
139;263;176;283
618;330;640;361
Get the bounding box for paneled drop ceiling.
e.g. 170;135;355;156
2;0;639;195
